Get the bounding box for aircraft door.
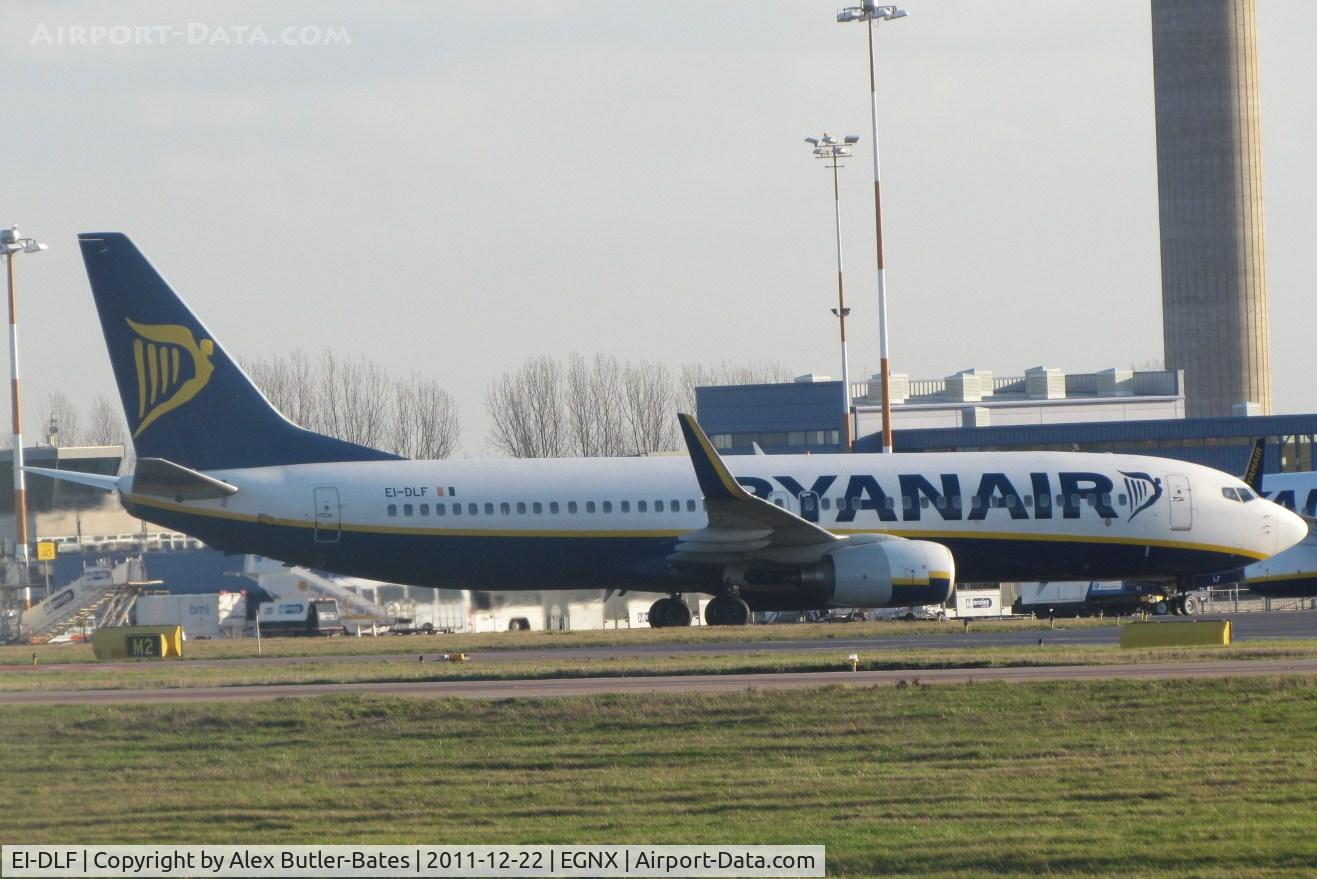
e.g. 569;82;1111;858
1167;474;1192;531
798;491;820;523
314;487;341;543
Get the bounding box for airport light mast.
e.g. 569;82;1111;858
837;1;906;454
2;225;47;594
806;132;861;451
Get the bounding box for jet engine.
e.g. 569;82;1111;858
803;539;955;608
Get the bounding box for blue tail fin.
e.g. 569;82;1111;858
78;233;400;471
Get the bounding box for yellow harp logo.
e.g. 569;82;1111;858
126;319;216;438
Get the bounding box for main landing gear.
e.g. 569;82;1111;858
648;596;692;628
704;594;751;627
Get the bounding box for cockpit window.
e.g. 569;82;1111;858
1221;487;1240;502
1237;487;1256;502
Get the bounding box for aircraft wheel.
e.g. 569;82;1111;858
667;599;692;627
704;595;751;626
649;597;692;628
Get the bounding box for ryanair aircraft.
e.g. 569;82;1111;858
28;233;1307;626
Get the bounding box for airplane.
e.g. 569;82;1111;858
1241;470;1317;598
25;233;1308;626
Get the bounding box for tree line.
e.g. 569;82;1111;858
35;351;786;460
486;355;788;458
243;349;462;460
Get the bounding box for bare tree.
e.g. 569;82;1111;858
392;373;460;459
588;353;629;456
245;349;462;455
622;359;677;454
43;391;81;446
85;395;128;447
487;356;566;458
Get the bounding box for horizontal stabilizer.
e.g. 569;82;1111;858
131;458;239;500
23;466;121;493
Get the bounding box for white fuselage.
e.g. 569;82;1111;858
117;450;1302;600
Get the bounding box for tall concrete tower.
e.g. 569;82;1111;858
1151;0;1270;418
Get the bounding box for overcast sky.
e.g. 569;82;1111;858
1;1;1313;455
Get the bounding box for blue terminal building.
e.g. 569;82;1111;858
697;366;1317;478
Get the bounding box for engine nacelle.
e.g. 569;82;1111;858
813;540;955;608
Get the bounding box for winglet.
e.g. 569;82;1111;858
678;413;748;502
1242;437;1265;493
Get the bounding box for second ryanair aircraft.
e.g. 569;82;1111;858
29;233;1307;625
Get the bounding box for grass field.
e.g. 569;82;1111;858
4;679;1316;878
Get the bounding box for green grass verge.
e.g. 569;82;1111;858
4;679;1316;878
5;643;1317;693
0;617;1120;666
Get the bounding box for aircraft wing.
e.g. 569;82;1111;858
672;413;849;565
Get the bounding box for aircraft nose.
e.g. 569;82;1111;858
1276;504;1308;554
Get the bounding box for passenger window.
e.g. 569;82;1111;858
516;502;526;514
1024;495;1033;508
485;502;495;515
821;497;831;510
655;500;664;512
883;497;895;512
902;496;913;511
533;502;543;514
686;500;696;512
935;496;946;510
436;503;446;516
1099;493;1111;507
638;500;647;513
586;501;596;513
1117;494;1127;506
471;503;481;516
387;504;398;517
419;503;429;516
670;499;679;511
603;501;613;513
403;504;413;516
620;501;629;513
773;498;785;508
553;502;563;514
451;503;460;516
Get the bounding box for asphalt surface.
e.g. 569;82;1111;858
7;656;1317;705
